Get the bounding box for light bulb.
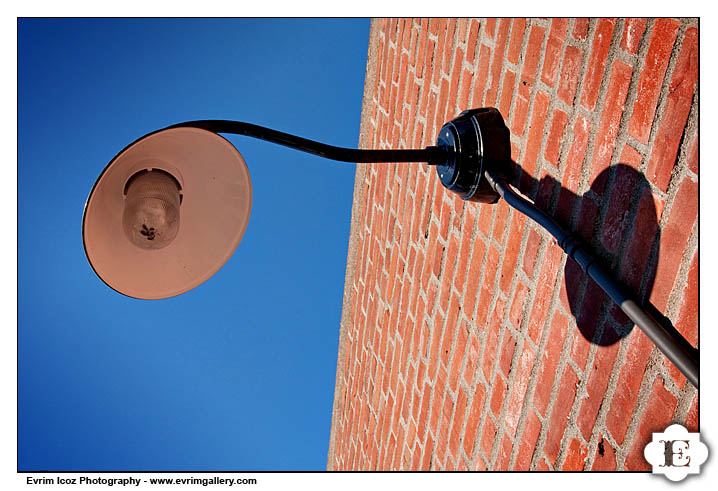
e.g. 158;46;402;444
122;169;181;250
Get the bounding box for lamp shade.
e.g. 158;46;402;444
83;127;252;299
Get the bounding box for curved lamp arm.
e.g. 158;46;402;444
166;120;449;165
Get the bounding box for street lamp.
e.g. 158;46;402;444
82;107;698;388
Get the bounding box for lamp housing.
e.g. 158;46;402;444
435;107;511;203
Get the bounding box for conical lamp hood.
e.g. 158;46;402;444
83;127;252;299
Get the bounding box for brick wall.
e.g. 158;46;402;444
328;18;698;471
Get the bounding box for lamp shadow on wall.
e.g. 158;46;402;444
499;158;695;355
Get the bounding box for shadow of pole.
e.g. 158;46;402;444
433;106;697;385
489;135;698;383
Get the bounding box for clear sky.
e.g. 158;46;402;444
18;18;370;471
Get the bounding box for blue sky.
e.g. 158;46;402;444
18;18;369;471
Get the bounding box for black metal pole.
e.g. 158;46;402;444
483;167;699;389
166;120;447;165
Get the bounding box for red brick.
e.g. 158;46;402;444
558;258;582;315
511;82;530;136
401;19;411;52
429;228;443;280
606;330;653;445
619;187;661;294
521;25;546;84
685;394;698;432
621;18;647;55
496;433;513;470
485;18;497;40
417;381;432;440
591;434;617;471
533;311;569;416
545;109;568;167
504;344;536;437
578;338;620;440
428;365;448;436
619;142;644;173
428;18;441;37
558;45;584;105
522;228;542;277
572;18;589;40
507;18;526;64
431;20;448;88
541;19;569;86
426;298;441;368
463;238;487;315
416;20;430;66
423;81;438;140
463;331;480;387
436;76;450;131
449;387;469;459
499;213;526;293
508;281;528;330
440;233;459;307
666;248;698;388
440;295;460;367
646;27;698;192
458;67;472;111
576;276;609;346
561;438;588;470
486;18;511;106
463;384;486;457
446;46;464;120
580;18;616;111
498;69;517;121
448;319;469;392
473;244;500;329
523;90;550;179
420;432;434;470
534;170;555;211
381;392;396;448
562;115;591;196
482;299;504;381
434;392;454;465
514;408;541;470
382;32;394;82
471;43;492;107
675;248;698;348
499;330;517;377
589;60;633;194
527;245;563;343
414;27;427;77
600;162;639;254
649;177;698;312
544;365;579;464
454;224;473;293
442;19;457;74
628;19;680;144
466;19;480;65
481;416;497;457
685;130;698;175
396;52;409;111
569;317;592;370
390;344;404;396
624;377;678;471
